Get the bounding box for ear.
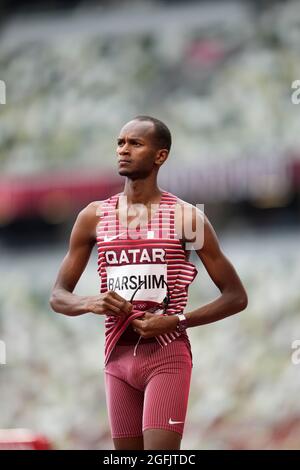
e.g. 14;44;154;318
155;149;169;166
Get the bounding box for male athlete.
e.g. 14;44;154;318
50;116;248;450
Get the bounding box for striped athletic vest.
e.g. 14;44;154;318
96;190;198;365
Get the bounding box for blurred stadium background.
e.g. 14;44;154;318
1;0;300;450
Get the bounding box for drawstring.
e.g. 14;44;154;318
131;281;145;358
129;280;146;304
130;279;171;357
133;335;142;357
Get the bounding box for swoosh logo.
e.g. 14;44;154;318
104;232;126;242
168;418;184;425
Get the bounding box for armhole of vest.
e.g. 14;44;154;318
102;193;120;212
171;195;186;252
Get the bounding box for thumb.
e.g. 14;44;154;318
141;312;153;320
132;318;144;328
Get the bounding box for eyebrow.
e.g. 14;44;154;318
117;137;145;143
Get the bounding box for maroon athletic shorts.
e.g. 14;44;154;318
104;335;193;438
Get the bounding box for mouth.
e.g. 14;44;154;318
118;160;131;165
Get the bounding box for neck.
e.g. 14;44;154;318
123;176;162;205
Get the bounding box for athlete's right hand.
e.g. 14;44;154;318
86;291;133;318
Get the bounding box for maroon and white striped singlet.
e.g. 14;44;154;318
96;190;198;365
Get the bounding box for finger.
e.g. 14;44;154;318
104;296;132;315
140;312;152;319
105;299;127;315
132;319;144;328
103;304;126;316
134;327;144;336
107;292;133;314
132;315;145;324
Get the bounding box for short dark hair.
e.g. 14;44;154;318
133;115;172;152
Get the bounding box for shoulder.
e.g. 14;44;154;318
73;200;104;241
79;192;121;223
78;200;103;221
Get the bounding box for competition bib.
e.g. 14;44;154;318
106;263;167;303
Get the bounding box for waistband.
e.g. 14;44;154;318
117;324;157;345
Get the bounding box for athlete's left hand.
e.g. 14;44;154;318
131;312;178;338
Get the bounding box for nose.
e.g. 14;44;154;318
118;142;130;156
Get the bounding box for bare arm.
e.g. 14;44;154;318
184;210;248;328
49;201;132;318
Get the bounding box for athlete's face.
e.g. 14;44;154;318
116;120;168;179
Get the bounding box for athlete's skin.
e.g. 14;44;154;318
50;118;248;450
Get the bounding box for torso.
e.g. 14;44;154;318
95;190;198;360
